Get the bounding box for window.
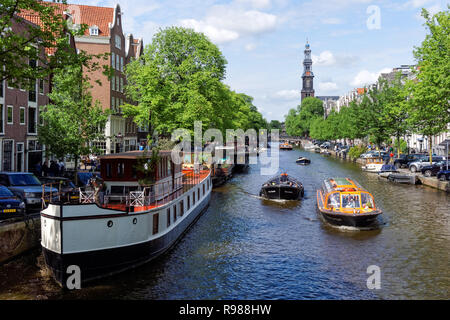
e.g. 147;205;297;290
120;78;123;93
7;105;13;124
2;140;13;172
120;57;124;72
203;184;205;196
28;59;37;102
116;76;119;92
106;163;112;178
187;195;190;211
167;208;171;227
0;104;3;134
115;35;121;49
20;107;25;125
39;79;44;95
198;188;200;201
111;96;115;110
111;52;116;69
112;77;115;91
152;213;159;235
180;200;184;217
173;205;177;222
116;55;120;71
28;106;37;133
0;80;3;98
117;162;124;177
89;25;99;36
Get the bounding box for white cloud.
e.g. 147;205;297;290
312;51;336;66
235;0;272;9
245;43;257;51
350;68;392;87
179;5;278;44
319;82;338;91
273;90;301;100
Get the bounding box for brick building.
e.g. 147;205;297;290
0;18;52;173
50;3;144;154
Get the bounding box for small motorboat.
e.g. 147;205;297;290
321;149;331;156
296;157;311;165
260;173;304;200
316;178;382;228
280;143;293;150
378;164;398;178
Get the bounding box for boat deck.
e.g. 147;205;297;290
101;169;210;212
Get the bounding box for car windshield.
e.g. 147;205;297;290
0;186;14;197
8;174;41;186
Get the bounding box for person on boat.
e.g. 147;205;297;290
89;173;105;204
280;173;288;183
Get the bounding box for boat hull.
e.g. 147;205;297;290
42;192;211;288
318;209;380;228
260;185;303;200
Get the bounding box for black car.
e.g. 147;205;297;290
420;161;447;177
394;154;427;169
437;169;450;181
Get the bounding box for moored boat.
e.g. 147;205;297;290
296;157;311;165
316;178;382;228
40;150;212;288
260;173;304;200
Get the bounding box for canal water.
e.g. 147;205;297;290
0;147;449;299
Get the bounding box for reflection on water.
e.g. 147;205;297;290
0;146;449;300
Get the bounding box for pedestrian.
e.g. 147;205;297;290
42;160;49;177
389;151;394;164
35;161;42;177
58;159;65;175
49;160;59;177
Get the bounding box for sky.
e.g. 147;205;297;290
64;0;449;121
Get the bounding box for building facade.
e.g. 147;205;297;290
0;18;53;174
52;3;144;154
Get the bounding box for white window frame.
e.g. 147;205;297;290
111;52;116;69
19;107;25;125
16;142;24;172
7;105;13;124
89;26;99;36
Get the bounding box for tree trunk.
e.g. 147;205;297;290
397;134;401;159
428;135;433;165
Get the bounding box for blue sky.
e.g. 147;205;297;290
66;0;449;121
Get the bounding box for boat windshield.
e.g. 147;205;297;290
341;193;360;209
361;192;375;209
327;192;340;208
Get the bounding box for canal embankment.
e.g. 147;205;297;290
0;216;40;264
300;139;450;193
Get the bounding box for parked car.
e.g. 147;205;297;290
0;172;58;211
409;156;446;173
0;185;26;220
437;169;450;181
394;154;427;169
39;176;80;204
421;161;447;177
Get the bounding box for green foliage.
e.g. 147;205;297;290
269;120;282;130
285;97;324;137
123;26;267;140
1;1;86;87
38;63;109;165
407;7;450;161
348;145;368;159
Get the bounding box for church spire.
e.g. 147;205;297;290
301;40;315;101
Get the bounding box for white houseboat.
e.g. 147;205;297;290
40;150;212;287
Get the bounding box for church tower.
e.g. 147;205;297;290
301;41;315;101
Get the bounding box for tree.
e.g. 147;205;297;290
0;0;86;87
123;27;228;137
408;7;450;163
38;63;109;184
297;97;324;137
269;120;282;130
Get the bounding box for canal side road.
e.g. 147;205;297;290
297;139;450;193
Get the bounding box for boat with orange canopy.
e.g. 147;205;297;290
316;178;382;228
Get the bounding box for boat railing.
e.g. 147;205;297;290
45;169;210;211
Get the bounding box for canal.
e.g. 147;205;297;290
0;147;449;299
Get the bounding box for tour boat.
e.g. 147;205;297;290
40;150;212;288
279;143;293;150
361;157;385;173
260;173;304;200
296;157;311;165
316;178;382;228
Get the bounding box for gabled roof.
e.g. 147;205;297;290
17;2;115;38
